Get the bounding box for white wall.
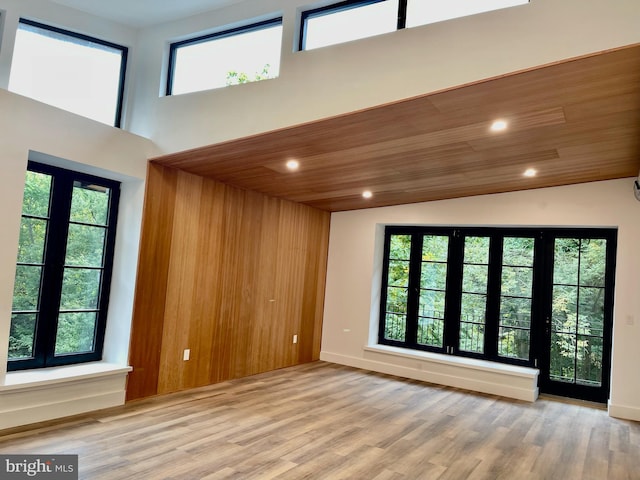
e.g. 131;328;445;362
0;1;161;428
321;179;640;420
128;0;640;153
0;89;155;428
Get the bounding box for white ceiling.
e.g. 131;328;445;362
50;0;246;28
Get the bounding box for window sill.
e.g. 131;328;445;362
1;362;132;392
364;344;538;379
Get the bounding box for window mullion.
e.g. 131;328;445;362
532;232;553;373
404;233;423;347
484;235;503;360
397;0;408;29
444;230;463;354
37;173;74;366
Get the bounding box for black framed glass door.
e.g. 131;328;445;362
537;231;617;403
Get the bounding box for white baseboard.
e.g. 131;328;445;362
608;401;640;422
321;348;539;402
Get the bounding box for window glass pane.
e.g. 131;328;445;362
12;265;43;311
406;0;528;28
65;224;106;267
21;171;52;217
385;286;407;341
500;266;532;297
419;287;446;347
70;182;110;225
550;332;576;383
578;287;604;335
303;0;398;50
553;238;579;285
463;236;490;264
460;293;487;323
459;316;485;354
498;325;530;360
579;239;606;287
418;317;443;348
421;262;447;290
499;296;531;359
552;285;577;334
419;290;446;320
384;314;406;342
171;21;282;95
460;292;486;353
500;297;531;328
502;237;534;266
576;334;602;386
17;218;48;264
386;286;408;314
422;235;448;262
388;260;410;287
60;268;101;310
8;314;37;360
389;234;411;259
9;21;126;126
55;312;97;355
462;264;488;294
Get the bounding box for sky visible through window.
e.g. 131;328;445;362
9;23;123;126
171;23;283;95
406;0;529;26
303;0;528;50
304;1;399;50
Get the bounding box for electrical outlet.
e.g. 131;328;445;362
293;335;298;344
183;349;190;361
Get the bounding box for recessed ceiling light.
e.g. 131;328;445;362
286;159;300;171
362;190;373;199
523;168;537;177
490;119;508;132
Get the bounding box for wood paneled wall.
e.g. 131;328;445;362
126;163;330;400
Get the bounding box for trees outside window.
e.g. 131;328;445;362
379;226;616;403
167;18;282;95
8;162;120;371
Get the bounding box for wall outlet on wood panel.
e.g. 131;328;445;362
183;349;190;361
293;335;298;344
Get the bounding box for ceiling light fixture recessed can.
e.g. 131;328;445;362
286;159;300;171
490;119;508;132
524;168;537;177
362;190;373;199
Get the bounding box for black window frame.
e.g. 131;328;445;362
8;161;120;371
378;226;616;372
298;0;529;51
166;17;283;96
299;0;404;51
15;18;128;128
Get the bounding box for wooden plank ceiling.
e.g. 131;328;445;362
152;44;640;212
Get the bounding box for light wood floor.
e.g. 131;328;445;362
1;361;638;479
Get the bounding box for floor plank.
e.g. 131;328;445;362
0;362;638;479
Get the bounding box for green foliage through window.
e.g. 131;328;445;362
379;226;615;402
8;162;119;370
